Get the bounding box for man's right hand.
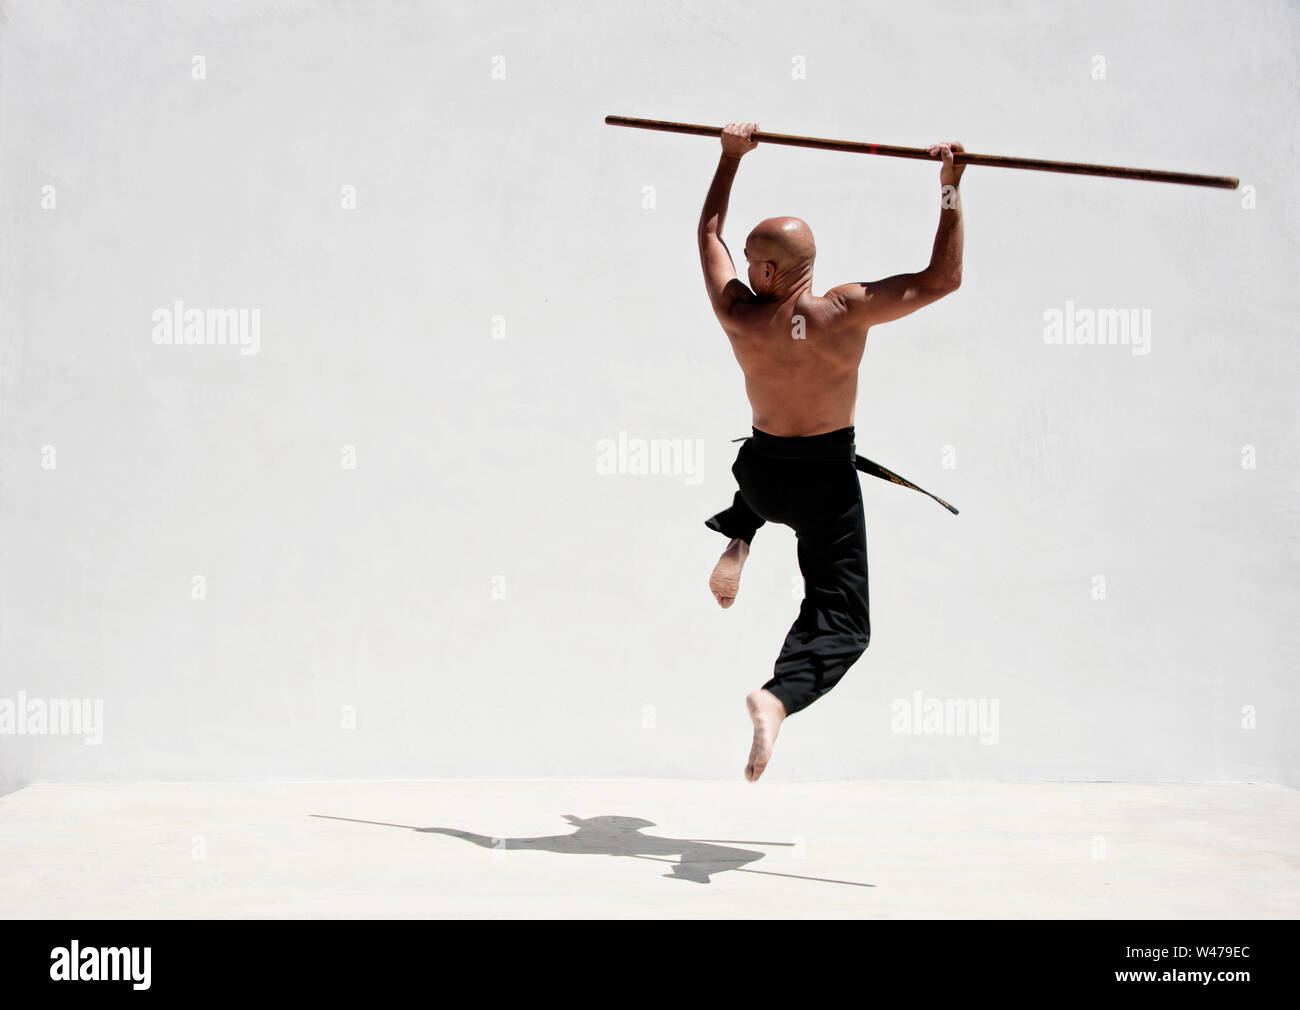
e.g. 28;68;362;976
927;141;965;188
721;121;759;160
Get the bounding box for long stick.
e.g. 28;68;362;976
605;115;1238;190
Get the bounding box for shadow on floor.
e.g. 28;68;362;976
311;812;873;887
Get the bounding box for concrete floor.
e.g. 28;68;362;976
0;780;1296;918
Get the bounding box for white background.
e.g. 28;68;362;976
2;0;1296;794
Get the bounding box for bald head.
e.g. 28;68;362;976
747;216;815;269
744;217;816;296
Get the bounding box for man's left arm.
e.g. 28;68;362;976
697;122;758;322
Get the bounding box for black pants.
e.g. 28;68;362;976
705;427;871;716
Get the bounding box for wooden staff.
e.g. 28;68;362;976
605;115;1238;190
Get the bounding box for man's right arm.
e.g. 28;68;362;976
828;141;965;329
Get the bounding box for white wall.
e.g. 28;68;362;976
2;0;1296;793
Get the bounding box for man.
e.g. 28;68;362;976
697;120;964;782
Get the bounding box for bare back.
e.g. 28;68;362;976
724;291;867;437
696;129;963;439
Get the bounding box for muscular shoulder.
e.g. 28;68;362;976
800;291;864;338
817;286;858;321
711;279;758;331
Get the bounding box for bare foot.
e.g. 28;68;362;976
744;689;786;782
709;538;750;609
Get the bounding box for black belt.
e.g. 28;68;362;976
734;436;959;515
